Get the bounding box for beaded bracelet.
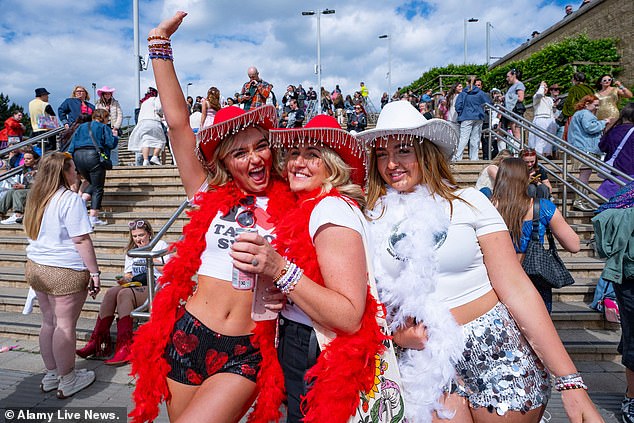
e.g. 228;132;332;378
147;35;170;42
554;373;587;391
273;260;292;284
275;261;303;295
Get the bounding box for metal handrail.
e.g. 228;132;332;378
0;127;65;158
483;103;632;217
129;200;190;319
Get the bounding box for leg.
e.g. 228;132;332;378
35;290;57;371
454;121;473;161
115;287;147;318
88;163;106;214
167;373;257;423
50;290;88;376
11;189;29;217
471;406;544;423
432;392;473;422
614;280;634;398
142;147;150;163
469;120;483;160
99;285;124;318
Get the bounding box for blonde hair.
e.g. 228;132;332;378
24;152;74;240
277;144;366;210
71;85;90;101
491;149;513;166
366;138;462;215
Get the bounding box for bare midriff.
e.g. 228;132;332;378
185;274;256;336
450;289;499;326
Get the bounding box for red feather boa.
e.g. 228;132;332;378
268;189;388;423
128;179;291;423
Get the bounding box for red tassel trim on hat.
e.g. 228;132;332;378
268;189;387;422
128;179;290;423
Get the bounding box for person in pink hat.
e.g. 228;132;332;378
95;86;123;165
128;12;292;423
232;115;403;422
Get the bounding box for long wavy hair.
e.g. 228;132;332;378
366;137;461;216
605;101;634;135
24;152;74;240
206;87;221;112
491;157;531;246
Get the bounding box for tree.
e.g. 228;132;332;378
0;93;30;134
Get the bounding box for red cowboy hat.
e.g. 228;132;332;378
196;105;277;169
270;115;367;186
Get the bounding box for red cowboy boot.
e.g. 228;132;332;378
76;315;114;359
105;316;134;365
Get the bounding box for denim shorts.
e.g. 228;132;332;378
165;309;261;385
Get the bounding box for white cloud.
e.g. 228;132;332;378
0;0;569;119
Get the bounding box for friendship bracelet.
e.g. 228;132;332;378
554;372;582;384
275;262;303;295
148;41;171;48
273;260;292;284
149;53;174;61
555;381;588;391
90;271;101;278
147;35;170;42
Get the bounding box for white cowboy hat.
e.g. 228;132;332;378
356;100;458;159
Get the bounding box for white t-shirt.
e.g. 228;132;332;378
434;188;507;308
197;196;275;280
26;188;93;271
124;239;169;278
282;196;367;327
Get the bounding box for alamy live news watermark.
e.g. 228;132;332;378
2;407;127;422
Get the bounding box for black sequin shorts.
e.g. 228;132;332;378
452;302;551;415
165;309;261;385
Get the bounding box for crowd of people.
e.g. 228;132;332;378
2;5;633;422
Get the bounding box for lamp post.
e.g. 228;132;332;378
133;0;141;106
186;82;193;98
302;8;335;115
378;34;392;98
463;18;479;65
91;83;97;100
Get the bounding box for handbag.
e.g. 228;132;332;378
522;200;575;289
37;114;60;130
87;122;113;170
512;101;526;115
598;126;634;180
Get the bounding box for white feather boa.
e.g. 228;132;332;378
369;186;465;423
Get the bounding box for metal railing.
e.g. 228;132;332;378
129;200;190;320
0;128;65;183
482;103;632;217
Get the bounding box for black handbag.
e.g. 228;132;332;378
87;122;113;170
521;200;575;289
512;101;526;115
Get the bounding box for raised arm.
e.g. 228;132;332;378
148;11;207;198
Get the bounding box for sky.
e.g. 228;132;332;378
0;0;574;120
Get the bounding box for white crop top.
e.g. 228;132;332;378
197;195;275;280
434;188;507;308
282;196;367;327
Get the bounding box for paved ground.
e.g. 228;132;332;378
0;337;627;422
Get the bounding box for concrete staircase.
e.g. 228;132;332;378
0;156;621;361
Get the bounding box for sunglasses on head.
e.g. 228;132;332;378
236;196;257;228
129;220;147;229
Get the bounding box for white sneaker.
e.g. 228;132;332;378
57;369;95;399
142;160;150;166
1;213;19;224
150;156;162;166
90;217;108;226
40;370;59;392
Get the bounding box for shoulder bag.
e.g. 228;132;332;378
87;122;113;170
522;200;575;289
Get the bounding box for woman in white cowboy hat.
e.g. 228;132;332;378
95;86;123;165
232;114;404;422
357;100;603;423
129;12;291;423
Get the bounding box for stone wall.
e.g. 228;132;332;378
492;0;634;84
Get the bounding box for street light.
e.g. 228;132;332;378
378;34;392;98
463;18;479;65
186;82;193;98
302;8;336;114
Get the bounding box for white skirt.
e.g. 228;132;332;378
528;116;557;155
128;120;167;151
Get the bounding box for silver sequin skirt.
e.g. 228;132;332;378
453;302;551;415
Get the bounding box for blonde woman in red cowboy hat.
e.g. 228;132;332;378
231;115;403;423
358;100;603;423
129;12;291;423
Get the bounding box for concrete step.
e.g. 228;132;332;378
551;301;621;331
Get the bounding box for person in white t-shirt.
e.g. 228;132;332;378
357;100;603;422
77;219;169;366
232;115;396;422
23;152;100;399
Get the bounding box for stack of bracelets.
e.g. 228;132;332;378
273;259;303;295
554;372;588;391
148;35;173;61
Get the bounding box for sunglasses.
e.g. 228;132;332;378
602;78;613;83
128;220;147;229
236;196;257;228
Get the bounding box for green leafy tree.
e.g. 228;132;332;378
0;93;30;134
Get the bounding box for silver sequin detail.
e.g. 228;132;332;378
452;302;551;415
